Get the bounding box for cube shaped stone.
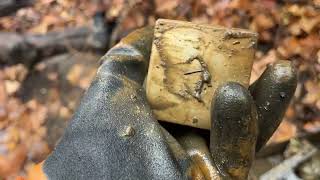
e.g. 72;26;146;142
146;19;258;129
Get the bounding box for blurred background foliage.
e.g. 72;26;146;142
0;0;319;179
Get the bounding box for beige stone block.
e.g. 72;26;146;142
146;19;258;129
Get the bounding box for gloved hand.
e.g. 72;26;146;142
42;27;297;180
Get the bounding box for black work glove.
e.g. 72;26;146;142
42;27;297;180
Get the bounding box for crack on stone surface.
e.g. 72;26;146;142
185;56;211;101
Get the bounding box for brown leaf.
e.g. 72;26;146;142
26;161;47;180
267;119;297;144
0;144;27;177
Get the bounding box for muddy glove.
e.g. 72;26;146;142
42;27;297;180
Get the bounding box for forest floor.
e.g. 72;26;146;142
0;0;319;179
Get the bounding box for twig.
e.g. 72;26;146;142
260;140;317;180
0;12;110;66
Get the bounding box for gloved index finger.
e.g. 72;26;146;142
118;26;154;61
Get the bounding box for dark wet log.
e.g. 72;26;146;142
0;0;34;17
0;12;111;66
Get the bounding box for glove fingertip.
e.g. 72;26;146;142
210;82;257;180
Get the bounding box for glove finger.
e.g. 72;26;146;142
210;82;258;180
99;26;154;84
249;60;297;151
176;131;222;180
159;126;206;180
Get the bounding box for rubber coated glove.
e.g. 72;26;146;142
42;27;297;180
